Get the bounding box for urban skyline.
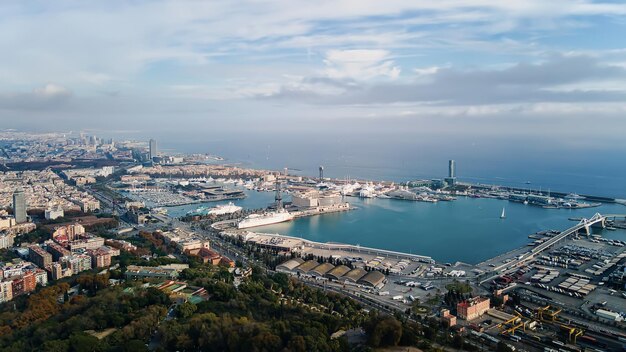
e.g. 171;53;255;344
0;2;625;352
0;1;626;150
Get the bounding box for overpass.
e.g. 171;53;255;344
481;213;624;283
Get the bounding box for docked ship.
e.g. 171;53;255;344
208;202;242;215
187;202;242;216
237;210;294;229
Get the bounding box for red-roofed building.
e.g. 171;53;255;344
457;297;490;321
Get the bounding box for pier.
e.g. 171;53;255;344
482;213;626;282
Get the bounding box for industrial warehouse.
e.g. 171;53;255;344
277;258;387;289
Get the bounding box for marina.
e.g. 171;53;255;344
170;190;626;264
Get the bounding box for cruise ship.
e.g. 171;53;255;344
237;210;294;229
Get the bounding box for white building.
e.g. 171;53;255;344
45;207;64;220
0;232;15;249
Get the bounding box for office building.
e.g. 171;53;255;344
149;139;157;160
448;160;456;178
12;188;27;224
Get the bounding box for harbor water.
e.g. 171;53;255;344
168;191;626;264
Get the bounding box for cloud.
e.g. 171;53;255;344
322;49;401;80
0;84;72;110
265;55;626;105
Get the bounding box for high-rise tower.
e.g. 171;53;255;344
448;160;456;178
12;188;27;223
149;139;157;160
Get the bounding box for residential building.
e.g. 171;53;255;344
0;232;15;249
29;245;53;268
68;236;105;252
46;241;71;261
77;199;100;213
0;281;12;303
87;247;112;268
51;223;86;243
0;216;16;230
61;255;92;275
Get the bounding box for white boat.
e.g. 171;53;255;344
208;202;242;215
500;207;506;219
237;210;294;229
359;184;376;198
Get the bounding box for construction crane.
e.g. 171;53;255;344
537;305;561;322
497;313;527;335
559;324;583;344
536;306;584;343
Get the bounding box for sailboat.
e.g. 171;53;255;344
500;207;506;219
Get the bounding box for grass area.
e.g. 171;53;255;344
445;281;472;294
412;306;428;314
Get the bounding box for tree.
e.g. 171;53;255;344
176;302;197;319
367;316;403;347
69;333;101;352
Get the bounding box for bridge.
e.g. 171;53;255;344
481;213;625;283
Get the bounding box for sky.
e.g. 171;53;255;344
1;0;626;150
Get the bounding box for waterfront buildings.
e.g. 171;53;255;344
291;190;343;208
445;159;457;186
449;159;456;178
456;297;490;320
12;188;27;224
276;258;386;288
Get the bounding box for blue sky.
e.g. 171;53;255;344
0;0;626;146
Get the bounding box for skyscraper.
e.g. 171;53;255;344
149;139;157;160
448;160;456;178
12;188;27;223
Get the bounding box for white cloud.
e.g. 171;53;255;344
33;84;71;98
323;49;401;80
